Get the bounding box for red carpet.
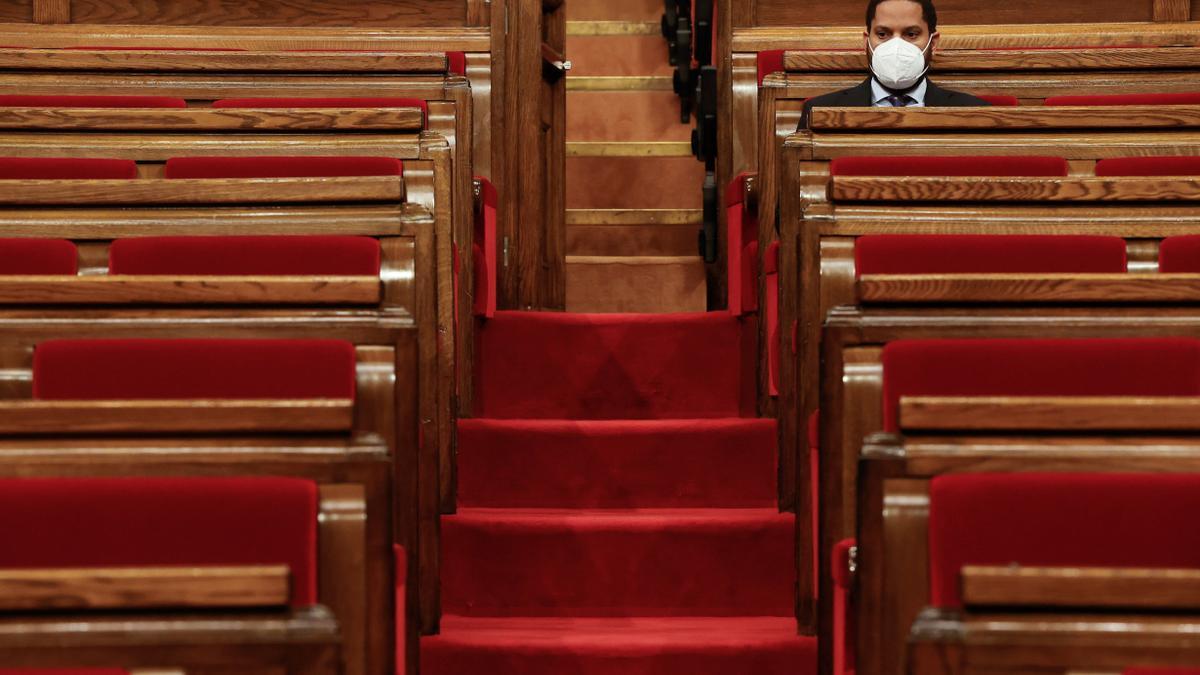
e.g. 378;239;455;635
426;311;814;673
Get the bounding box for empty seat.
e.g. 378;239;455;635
164;155;403;179
33;338;356;400
880;338;1200;431
0;157;137;179
0;94;186;108
1159;236;1200;273
1096;156;1200;176
109;236;381;276
1045;92;1200;106
855;235;1128;275
0;239;76;275
830;155;1069;176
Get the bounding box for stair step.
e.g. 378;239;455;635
567;209;701;225
566;0;661;22
568;141;692;158
567;20;661;36
569;75;673;91
566;255;706;314
457;418;778;508
567;224;696;256
567;91;690;142
567;157;704;209
441;508;796;616
422;616;816;675
476;311;745;419
569;35;672;77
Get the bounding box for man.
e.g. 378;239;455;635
798;0;989;129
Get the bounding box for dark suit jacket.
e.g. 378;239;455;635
797;77;990;129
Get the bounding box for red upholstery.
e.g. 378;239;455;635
0;671;125;674
1160;236;1200;273
474;177;498;318
1125;671;1200;675
832;538;856;675
929;472;1200;607
33;339;357;400
831;155;1069;177
881;338;1200;432
765;241;780;397
213;96;428;123
726;172;758;315
757;50;784;86
448;51;467;75
1096;157;1200;177
854;235;1127;275
977;94;1019;106
0;95;186;108
109;236;380;275
0;476;318;605
164;155;403;179
395;544;408;675
0;157;137;179
0;238;76;274
1045;92;1200;106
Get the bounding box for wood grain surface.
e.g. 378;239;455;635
0;49;449;72
900;395;1200;431
67;0;466;28
0;565;289;610
0;276;381;304
787;47;1200;72
857;274;1200;304
0;176;404;205
831;177;1200;202
0;107;424;131
0;398;354;433
810;105;1200;130
962;565;1200;610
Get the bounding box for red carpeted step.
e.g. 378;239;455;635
457;418;778;508
442;508;794;616
422;616;816;675
476;311;748;419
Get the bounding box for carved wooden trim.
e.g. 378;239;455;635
0;107;424;131
830;176;1200;203
900;395;1200;432
0;399;354;434
0;176;405;205
857;273;1200;304
0;50;449;73
0;276;380;305
810;105;1200;131
963;565;1200;610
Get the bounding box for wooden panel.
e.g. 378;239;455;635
0;565;289;611
69;0;466;27
0;398;354;434
858;273;1200;304
755;0;1154;25
33;0;68;23
0;1;31;22
900;395;1200;432
787;47;1200;72
1155;0;1192;20
0;276;380;305
0;176;404;205
0;107;424;131
0;132;423;160
811;105;1200;130
963;565;1200;610
831;176;1200;202
0;49;448;72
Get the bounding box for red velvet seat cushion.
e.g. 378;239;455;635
1160;236;1200;273
1045;92;1200;106
33;338;356;400
854;235;1127;275
0;157;137;179
831;155;1069;176
0;94;186;108
977;94;1019;106
109;236;380;275
880;338;1200;432
929;472;1200;608
0;476;317;606
1096;157;1200;177
164;155;403;179
213;96;428;124
0;238;76;274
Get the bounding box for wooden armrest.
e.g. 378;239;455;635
0;176;404;205
831;176;1200;202
962;565;1200;611
0;107;424;131
0;48;448;72
810;104;1200;130
0;275;381;305
899;396;1200;432
0;399;354;434
0;565;289;611
857;273;1200;304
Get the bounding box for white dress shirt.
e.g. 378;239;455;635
871;78;928;107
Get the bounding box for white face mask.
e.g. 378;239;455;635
868;35;934;91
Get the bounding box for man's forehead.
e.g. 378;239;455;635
871;0;927;28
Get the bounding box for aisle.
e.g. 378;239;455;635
422;311;815;673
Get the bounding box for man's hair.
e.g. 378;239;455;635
866;0;938;33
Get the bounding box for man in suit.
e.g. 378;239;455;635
798;0;989;129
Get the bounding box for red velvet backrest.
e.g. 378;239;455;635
447;51;467;75
0;157;137;179
880;338;1200;432
831;155;1069;176
1096;157;1200;177
0;476;318;606
0;94;186;108
726;172;758;315
929;472;1200;608
33;339;357;400
1045;92;1200;106
1160;236;1200;273
0;239;77;274
109;236;381;276
757;50;785;86
473;176;498;318
976;94;1019;106
854;235;1128;275
164;155;403;179
212;96;428;125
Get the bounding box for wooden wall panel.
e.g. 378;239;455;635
1193;0;1200;20
754;0;1155;26
0;1;33;22
68;0;466;27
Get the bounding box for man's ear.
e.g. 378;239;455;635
863;31;872;53
929;31;941;54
